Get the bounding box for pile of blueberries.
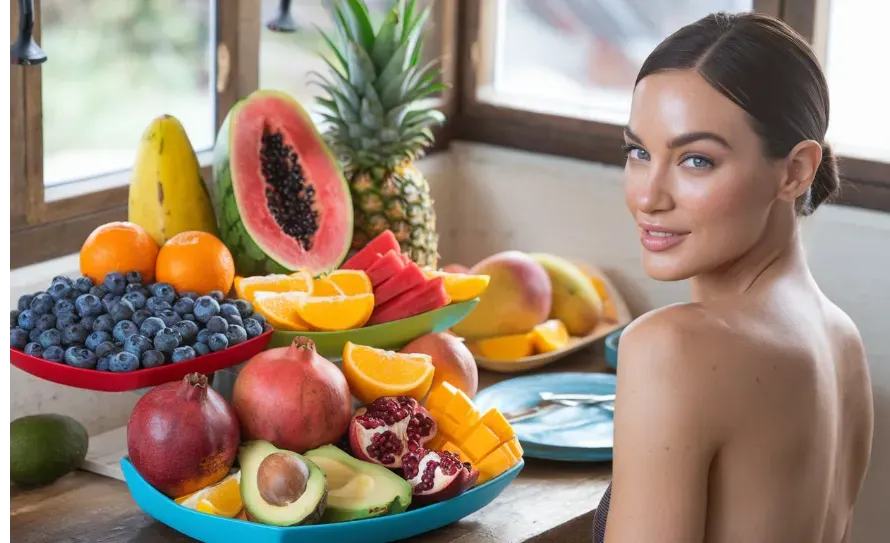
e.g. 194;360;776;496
10;271;268;372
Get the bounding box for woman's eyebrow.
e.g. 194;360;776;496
623;126;733;150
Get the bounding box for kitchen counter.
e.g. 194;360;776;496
11;349;615;543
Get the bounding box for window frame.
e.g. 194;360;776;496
451;0;890;213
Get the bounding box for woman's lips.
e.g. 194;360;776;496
638;225;689;252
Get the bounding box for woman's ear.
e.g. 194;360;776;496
777;140;822;204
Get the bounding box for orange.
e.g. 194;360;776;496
80;221;159;284
234;271;313;302
424;270;490;303
175;472;242;518
155;231;235;296
312;270;372;297
295;294;374;331
530;319;570;353
252;291;310;331
471;333;534;361
342;342;435;403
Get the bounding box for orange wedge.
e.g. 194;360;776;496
313;269;372;297
342;342;436;403
471;333;535;361
530;319;570;353
175;472;242;518
424;270;490;303
252;291;310;331
234;271;313;302
295;293;375;331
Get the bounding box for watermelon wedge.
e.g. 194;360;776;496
365;250;406;287
368;276;450;326
341;230;400;271
374;261;427;307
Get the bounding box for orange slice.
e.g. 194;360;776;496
342;342;436;403
423;270;490;303
175;472;242;518
234;271;313;302
295;293;375;331
252;291;310;331
313;269;372;297
530;319;570;353
472;333;535;361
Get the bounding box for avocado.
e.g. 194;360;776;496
304;444;412;523
238;440;327;527
11;413;89;487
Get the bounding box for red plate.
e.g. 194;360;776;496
9;327;273;392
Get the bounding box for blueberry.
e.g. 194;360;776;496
53;299;75;317
209;290;225;302
179;291;198;300
56;312;78;328
224;313;243;327
10;309;21;326
103;272;127;295
233;299;254;318
101;294;120;312
39;328;62;348
64;346;97;369
89;285;109;298
146;297;173;314
219;303;240;318
112;320;139;343
92;314;115;333
30;293;54;315
52;275;73;287
171;346;196;363
17;294;36;312
132;309;153;327
156;308;181;327
29;328;42;342
149;283;177;305
96;356;111;371
11;328;29;350
173;297;195;316
141;349;166;368
85;331;112;351
24;342;44;357
80;315;97;330
206;316;229;334
250;312;266;329
208;333;228;352
125;271;143;284
193;342;210;356
223;298;238;306
193;296;220;323
154;328;182;353
48;281;73;302
123;291;147;311
34;313;57;333
196;329;213;344
109;351;140;372
73;276;93;294
42;346;65;362
74;294;103;317
225;324;248;346
95;341;117;359
183;313;196;322
172;320;199;345
109;299;135;322
61;324;89;346
126;283;148;295
17;310;36;331
243;318;264;339
140;316;167;339
124;334;153;357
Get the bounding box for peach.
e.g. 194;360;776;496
441;263;470;274
450;251;552;340
401;333;479;398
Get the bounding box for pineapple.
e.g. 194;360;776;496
314;0;447;267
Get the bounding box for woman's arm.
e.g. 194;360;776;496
604;307;726;543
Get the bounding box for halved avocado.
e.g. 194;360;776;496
238;440;327;527
304;445;412;523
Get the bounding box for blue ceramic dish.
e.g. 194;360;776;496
604;327;624;370
121;456;524;543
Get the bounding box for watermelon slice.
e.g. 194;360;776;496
374;261;427;307
368;276;450;325
365;250;406;287
341;230;400;271
399;253;411;266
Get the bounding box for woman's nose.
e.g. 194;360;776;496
630;165;674;214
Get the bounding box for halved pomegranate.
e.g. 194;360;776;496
401;447;479;505
349;396;437;469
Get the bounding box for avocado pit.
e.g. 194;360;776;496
257;452;309;507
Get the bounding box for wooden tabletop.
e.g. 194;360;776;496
11;348;615;543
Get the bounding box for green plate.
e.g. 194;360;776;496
266;299;480;359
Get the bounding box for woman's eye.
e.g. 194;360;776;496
628;147;650;161
681;156;713;169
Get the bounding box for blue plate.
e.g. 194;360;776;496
604;327;624;370
474;372;616;462
121;456;523;543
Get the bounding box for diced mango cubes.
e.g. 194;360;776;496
423;381;523;486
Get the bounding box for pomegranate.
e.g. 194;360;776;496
349;396;437;469
232;336;351;453
126;372;239;499
402;448;479;505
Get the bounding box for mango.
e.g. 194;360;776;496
450;251;552;340
529;253;603;336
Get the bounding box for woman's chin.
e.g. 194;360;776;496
641;254;695;282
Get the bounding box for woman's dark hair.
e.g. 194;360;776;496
636;12;840;215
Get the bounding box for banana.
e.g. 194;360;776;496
528;253;604;336
128;115;219;246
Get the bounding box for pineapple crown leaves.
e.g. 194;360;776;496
310;0;449;170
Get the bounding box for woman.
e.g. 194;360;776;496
592;12;874;543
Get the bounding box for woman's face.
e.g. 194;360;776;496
623;70;785;282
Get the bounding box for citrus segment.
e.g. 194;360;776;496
424;270;490;303
295;293;374;331
317;269;373;296
252;291;311;331
312;277;346;297
472;333;534;361
342;342;435;403
530;319;570;353
234;271;313;301
175;472;242;518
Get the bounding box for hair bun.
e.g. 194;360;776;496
800;142;840;216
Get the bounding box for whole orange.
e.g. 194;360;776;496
400;333;479;398
80;222;160;284
155;231;235;296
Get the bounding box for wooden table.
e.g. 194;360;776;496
11;348;614;543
